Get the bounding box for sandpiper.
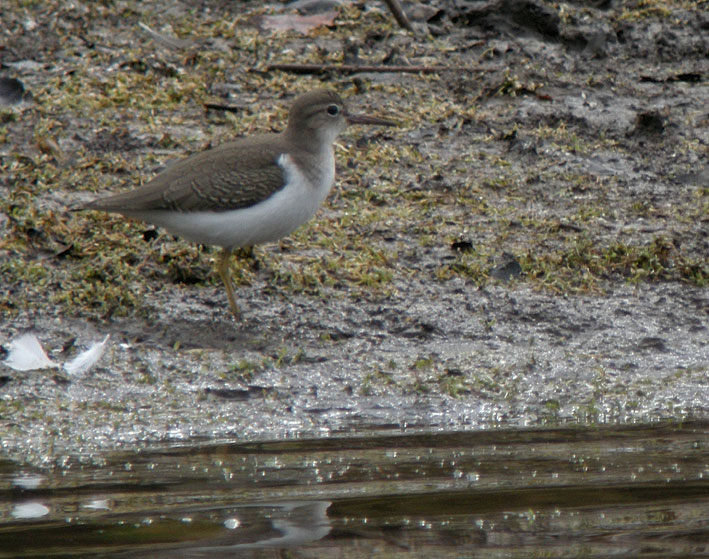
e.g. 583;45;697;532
83;89;394;318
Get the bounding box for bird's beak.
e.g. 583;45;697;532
347;113;397;127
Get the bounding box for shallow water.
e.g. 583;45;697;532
1;422;707;558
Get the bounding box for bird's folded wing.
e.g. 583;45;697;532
84;140;288;213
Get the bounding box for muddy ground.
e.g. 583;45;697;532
0;0;707;467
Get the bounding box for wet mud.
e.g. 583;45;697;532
0;1;707;466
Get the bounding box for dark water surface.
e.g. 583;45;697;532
1;422;707;558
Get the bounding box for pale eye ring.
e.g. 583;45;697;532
326;104;340;116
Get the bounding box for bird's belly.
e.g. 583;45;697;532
126;162;333;249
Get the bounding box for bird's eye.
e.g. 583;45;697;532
326;104;340;116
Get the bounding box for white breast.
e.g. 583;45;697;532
125;149;336;250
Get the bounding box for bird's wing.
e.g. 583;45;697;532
84;138;288;213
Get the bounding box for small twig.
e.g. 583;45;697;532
382;0;414;32
203;102;243;113
265;63;499;75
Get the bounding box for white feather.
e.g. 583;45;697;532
4;333;57;371
63;335;111;376
4;333;111;375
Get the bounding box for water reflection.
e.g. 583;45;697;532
150;501;332;557
10;473;44;490
10;502;49;520
0;422;706;557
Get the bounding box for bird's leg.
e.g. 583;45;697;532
218;248;240;319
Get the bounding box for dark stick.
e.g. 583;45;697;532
382;0;414;32
264;63;494;75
